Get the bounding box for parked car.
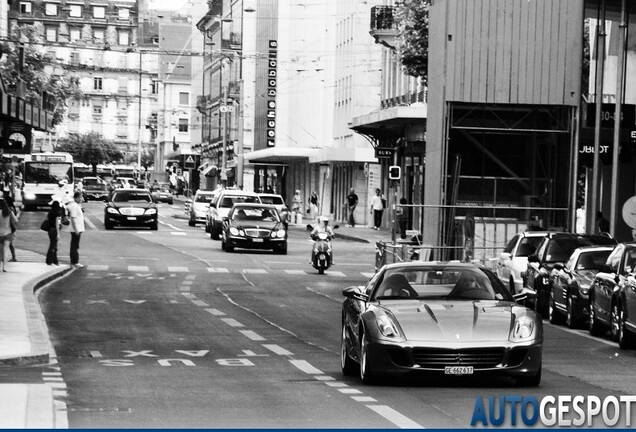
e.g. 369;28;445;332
549;245;615;328
257;193;290;224
151;182;174;204
104;188;158;230
589;243;636;348
497;231;548;294
206;190;261;239
187;190;218;226
221;203;287;254
81;176;109;201
341;261;542;386
524;233;617;318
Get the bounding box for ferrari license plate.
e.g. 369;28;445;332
444;366;473;375
252;238;264;242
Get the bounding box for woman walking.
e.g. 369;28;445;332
0;198;18;272
45;201;63;266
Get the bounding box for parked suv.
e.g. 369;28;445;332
206;190;261;239
524;233;617;318
497;231;548;294
589;243;636;348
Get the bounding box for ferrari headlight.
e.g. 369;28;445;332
376;316;400;338
510;315;536;342
145;208;157;215
229;227;240;236
107;207;120;214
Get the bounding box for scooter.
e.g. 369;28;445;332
311;231;334;274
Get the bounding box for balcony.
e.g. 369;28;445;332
370;5;396;49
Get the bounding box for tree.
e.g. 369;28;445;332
395;0;430;83
0;25;82;126
56;133;123;175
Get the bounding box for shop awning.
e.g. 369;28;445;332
244;147;319;164
349;105;427;137
201;165;218;177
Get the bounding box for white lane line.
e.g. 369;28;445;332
42;377;64;382
171;232;187;236
289;360;323;375
49;383;67;389
361;272;375;278
325;271;347;277
181;280;193;285
548;323;618;347
325;382;349;388
87;265;109;271
285;270;308;275
128;265;149;272
191;299;209;307
42;372;62;376
205;308;226;316
221;318;244;327
239;330;266;341
179;286;190;292
338;388;362;394
185;275;196;280
84;216;97;230
352;396;378;403
366;405;424;429
207;268;230;273
163;223;184;231
90;351;103;358
135;231;152;235
167;266;189;272
243;269;268;274
262;344;293;356
314;375;335;381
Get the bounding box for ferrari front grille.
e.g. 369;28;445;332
410;347;505;369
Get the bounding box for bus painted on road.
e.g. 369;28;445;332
22;152;74;209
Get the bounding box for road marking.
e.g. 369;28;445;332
325;271;347;277
171;232;187;236
128;266;149;272
163;223;184;231
243;269;268;274
167;266;189;272
352;396;378;403
205;308;226;316
239;330;265;341
338;388;362;394
366;405;424;429
87;264;109;271
285;270;307;275
262;344;293;356
135;231;152;235
42;372;62;376
123;300;147;304
90;351;103;358
181;280;193;285
42;377;64;382
185;275;196;280
325;382;348;388
207;268;229;273
361;272;375;278
289;360;323;375
191;299;209;307
221;318;244;327
314;375;336;381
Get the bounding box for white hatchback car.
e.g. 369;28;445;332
497;231;549;293
188;190;219;226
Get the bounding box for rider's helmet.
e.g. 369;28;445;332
319;216;329;226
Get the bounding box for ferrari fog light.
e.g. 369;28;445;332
376;316;400;338
510;316;535;342
229;227;240;236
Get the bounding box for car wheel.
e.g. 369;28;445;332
588;297;604;336
221;237;226;251
168;200;173;205
318;268;324;275
565;295;578;329
205;222;210;233
150;221;158;231
276;243;288;255
341;323;358;376
610;302;621;341
188;217;195;227
617;304;635;350
359;332;375;385
534;290;549;319
104;220;113;230
515;366;541;387
509;277;515;294
548;292;562;325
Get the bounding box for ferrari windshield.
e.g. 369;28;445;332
372;266;513;302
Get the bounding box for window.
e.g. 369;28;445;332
19;2;32;13
44;3;57;15
151;80;159;94
118;31;129;46
118;8;129;19
69;4;81;17
179;92;189;105
93;106;102;115
93;28;105;43
93;77;103;91
178;119;189;133
70;51;80;66
45;27;57;42
117;77;128;93
152;36;159;45
93;6;105;18
69;29;81;42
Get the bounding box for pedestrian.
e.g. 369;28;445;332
370;188;385;230
345;188;358;227
45;201;63;266
398;197;408;239
292;190;303;224
596;211;610;234
0;198;18;272
3;192;18;262
66;191;85;268
463;212;475;262
309;191;319;221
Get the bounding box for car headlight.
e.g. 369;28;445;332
376;316;401;339
229;227;240;236
24;192;36;200
510;315;536;342
271;229;286;238
145;208;157;215
107;207;120;214
579;283;590;295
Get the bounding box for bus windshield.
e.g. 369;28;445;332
24;162;73;184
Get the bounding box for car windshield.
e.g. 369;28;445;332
516;236;543;257
371;267;513;302
260;196;284;205
112;192;152;203
195;194;215;203
220;196;259;208
232;207;280;222
575;250;612;271
83;178;102;186
545;237;590;263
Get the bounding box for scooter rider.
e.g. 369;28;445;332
310;216;335;264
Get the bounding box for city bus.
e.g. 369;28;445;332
22;152;74;209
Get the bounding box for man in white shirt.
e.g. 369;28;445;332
66;191;85;268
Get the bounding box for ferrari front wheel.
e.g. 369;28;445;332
340;324;357;376
359;332;376;385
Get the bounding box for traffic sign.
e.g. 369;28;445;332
389;166;401;180
185;155;195;167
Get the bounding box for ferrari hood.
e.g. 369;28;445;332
381;301;515;342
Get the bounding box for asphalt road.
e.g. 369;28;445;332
11;201;636;428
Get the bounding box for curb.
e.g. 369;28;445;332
0;266;74;367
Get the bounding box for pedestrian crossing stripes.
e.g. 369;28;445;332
85;265;371;278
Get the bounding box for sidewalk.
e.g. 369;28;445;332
0;249;73;428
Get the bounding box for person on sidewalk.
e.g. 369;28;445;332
292;190;303;224
3;192;18;261
0;198;18;272
398;197;408;239
370;188;385;230
66;191;85;268
309;191;319;222
346;188;358;227
45;201;63;266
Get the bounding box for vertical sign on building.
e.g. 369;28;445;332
267;40;277;147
